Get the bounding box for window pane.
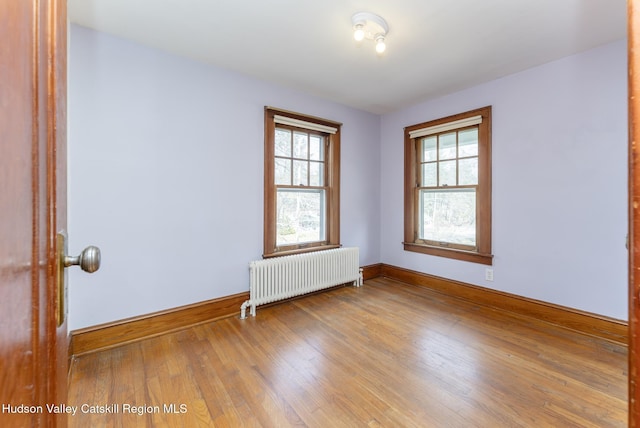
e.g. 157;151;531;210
459;128;478;157
293;160;308;186
459;158;478;185
293;132;308;159
421;163;437;187
439;133;457;160
275;129;291;157
310;136;323;161
421;136;437;162
275;158;291;185
439;160;456;186
419;189;476;246
277;189;326;245
309;161;323;186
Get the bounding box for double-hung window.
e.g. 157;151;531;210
264;107;341;257
404;106;493;265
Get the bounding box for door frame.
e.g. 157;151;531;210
630;0;639;425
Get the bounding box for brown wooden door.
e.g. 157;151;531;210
0;1;68;427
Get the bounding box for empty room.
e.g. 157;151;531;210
1;0;634;427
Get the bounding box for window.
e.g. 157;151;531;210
264;107;341;257
404;106;493;265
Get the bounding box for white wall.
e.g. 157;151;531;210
68;25;381;330
380;40;628;320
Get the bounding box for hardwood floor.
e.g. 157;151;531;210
67;278;628;427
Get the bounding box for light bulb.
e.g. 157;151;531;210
353;24;365;42
375;36;386;54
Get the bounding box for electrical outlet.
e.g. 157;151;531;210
485;268;494;281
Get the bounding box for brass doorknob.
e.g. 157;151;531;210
64;246;101;273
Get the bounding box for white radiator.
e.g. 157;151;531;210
240;247;363;319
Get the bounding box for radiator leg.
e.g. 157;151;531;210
240;301;248;320
355;268;363;287
250;304;256;317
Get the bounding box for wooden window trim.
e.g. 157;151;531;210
264;107;341;258
403;106;493;265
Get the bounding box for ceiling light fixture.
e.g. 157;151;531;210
351;12;389;55
353;23;365;42
375;35;386;54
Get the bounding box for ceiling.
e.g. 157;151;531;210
68;0;626;115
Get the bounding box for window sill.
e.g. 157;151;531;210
403;242;493;265
263;244;341;259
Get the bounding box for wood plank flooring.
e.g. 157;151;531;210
67;278;628;427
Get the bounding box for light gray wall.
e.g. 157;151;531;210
380;39;628;320
68;25;381;330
